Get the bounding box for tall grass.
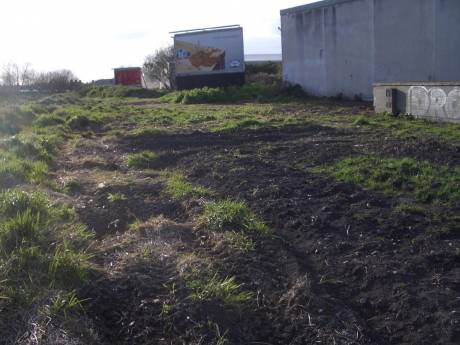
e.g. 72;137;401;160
160;83;307;105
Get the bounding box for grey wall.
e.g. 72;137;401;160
374;82;460;123
281;0;460;101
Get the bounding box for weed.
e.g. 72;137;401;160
49;241;92;288
128;127;166;138
187;273;253;305
200;200;271;235
0;209;42;253
213;118;267;132
0;106;35;134
64;180;82;195
107;192;127;203
164;172;210;200
226;231;255;252
0;190;49;217
33;113;66;127
353;116;371;126
394;203;426;216
126;151;157;169
160;83;306;105
80;85;164;98
67;114;94;130
128;219;143;233
50;290;85;319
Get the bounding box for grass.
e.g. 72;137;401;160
0;190;93;332
199;200;271;235
212;118;267;132
353;115;371;126
186;273;253;305
226;231;255;252
315;156;460;203
163;172;210;200
126;151;157;169
107;192;127;203
80;85;164;98
160;83;307;105
0;94;95;341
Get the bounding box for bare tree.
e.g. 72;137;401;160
1;63;20;87
1;63;80;92
143;46;176;89
20;63;35;87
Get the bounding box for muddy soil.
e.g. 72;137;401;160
56;114;459;345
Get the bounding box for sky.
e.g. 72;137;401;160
0;0;315;82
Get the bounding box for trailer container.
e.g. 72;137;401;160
172;25;245;90
114;67;143;87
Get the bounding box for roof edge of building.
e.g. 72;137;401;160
281;0;359;16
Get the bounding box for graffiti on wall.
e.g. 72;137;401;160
409;86;460;119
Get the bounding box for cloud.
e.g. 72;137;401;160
113;32;149;41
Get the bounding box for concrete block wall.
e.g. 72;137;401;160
281;0;460;101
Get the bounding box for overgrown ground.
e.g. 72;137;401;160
1;87;459;345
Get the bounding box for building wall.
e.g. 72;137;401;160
281;0;460;101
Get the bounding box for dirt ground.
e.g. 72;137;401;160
53;99;459;345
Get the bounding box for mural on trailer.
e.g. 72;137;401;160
175;40;226;74
409;86;460;119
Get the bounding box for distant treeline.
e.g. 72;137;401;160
0;63;81;92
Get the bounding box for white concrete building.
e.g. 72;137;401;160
281;0;460;100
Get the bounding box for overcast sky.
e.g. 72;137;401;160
0;0;315;81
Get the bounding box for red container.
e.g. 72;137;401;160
114;67;142;86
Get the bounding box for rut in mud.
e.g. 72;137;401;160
52;108;460;345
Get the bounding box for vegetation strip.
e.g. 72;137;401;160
315;156;460;203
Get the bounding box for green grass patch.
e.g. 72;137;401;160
199;200;271;235
226;231;255;252
80;85;164;98
353;115;371;126
127;126;167;138
212;118;267;132
160;83;307;105
163;172;210;200
107;192;127;203
126;151;157;169
186;273;253;305
315;156;460;203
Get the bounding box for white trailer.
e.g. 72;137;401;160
171;25;245;89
